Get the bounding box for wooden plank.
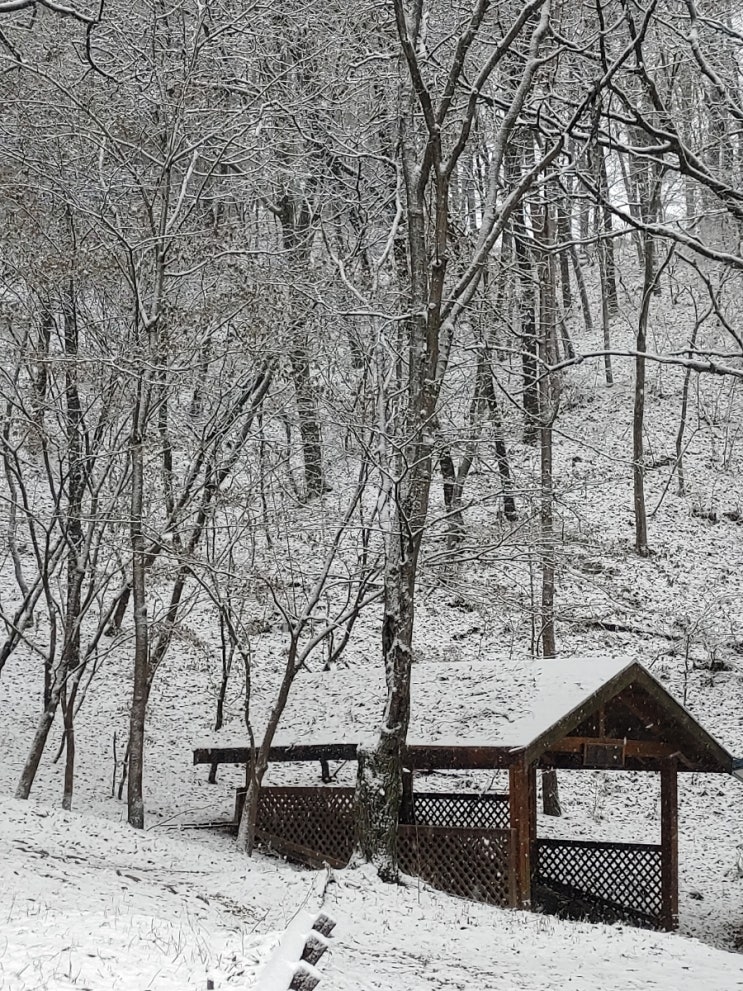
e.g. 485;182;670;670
289;964;320;991
583;742;625;768
528;764;538;886
660;758;679;931
509;760;532;909
196;743;521;771
625;670;733;773
538;752;686;772
538;837;662;854
398;824;513;841
412;791;509;803
193;743;359;765
550;737;678;758
404;745;518;770
522;663;640;765
311;913;336;937
301;932;329;966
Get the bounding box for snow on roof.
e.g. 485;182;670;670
406;655;633;749
201;655;635;751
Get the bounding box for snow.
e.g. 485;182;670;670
412;655;631;748
2;797;743;991
254;911;325;991
0;799;278;990
197;654;729;754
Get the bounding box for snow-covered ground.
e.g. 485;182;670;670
2;795;743;991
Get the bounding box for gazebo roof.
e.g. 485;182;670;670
194;657;735;775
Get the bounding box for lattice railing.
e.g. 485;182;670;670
399;825;516;908
249;787;356;867
410;793;510;830
246;786;517;908
536;838;663;926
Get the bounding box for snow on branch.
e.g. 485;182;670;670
0;0;98;21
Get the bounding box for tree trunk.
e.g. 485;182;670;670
289;340;325;500
542;768;562;816
514;208;539;443
14;279;86;804
599;236;614;387
356;0;553;882
634;238;652;558
356;61;438;877
28;306;53;452
480;357;519;522
234;633;312;855
676;318;702;496
354;743;403;880
127;380;149;829
355;527;415;881
536;196;557;658
15;680;67;799
596;145;618;315
634;171;666;556
279;196;326;500
568;241;594;338
61;279;85;810
556;197;573;313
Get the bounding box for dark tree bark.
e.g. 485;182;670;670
510;147;540;444
556;198;573;314
15;277;87;806
60;279;85;811
595;144;618;315
127;377;149;829
634;166;669;557
279;195;326;500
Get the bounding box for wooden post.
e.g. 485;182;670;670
400;770;414;824
509;758;533;909
528;763;538;887
660;758;679;931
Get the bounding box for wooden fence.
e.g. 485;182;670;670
535;837;664;928
238;786;667;927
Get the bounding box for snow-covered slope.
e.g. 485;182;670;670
2;797;743;991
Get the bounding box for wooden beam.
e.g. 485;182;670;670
509;759;533;910
660;758;679;931
404;745;517;770
195;735;723;775
551;737;680;759
193;743;359;765
194;743;518;769
522;662;640;764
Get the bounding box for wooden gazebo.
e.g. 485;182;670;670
195;658;735;931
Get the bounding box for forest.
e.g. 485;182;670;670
1;2;743;981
